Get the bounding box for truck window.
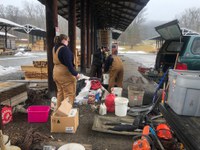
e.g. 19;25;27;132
191;37;200;54
166;41;183;52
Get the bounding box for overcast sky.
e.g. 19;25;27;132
1;0;200;22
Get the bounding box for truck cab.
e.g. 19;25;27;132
155;20;200;72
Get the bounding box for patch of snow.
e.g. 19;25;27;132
0;65;20;76
14;52;33;56
119;51;147;54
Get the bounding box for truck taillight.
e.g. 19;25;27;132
176;63;188;70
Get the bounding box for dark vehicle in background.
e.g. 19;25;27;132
155;20;200;72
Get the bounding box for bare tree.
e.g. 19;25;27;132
119;8;147;46
0;4;6;18
178;7;200;32
4;5;21;23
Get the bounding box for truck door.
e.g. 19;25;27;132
181;37;200;70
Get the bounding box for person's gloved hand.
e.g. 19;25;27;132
76;73;80;80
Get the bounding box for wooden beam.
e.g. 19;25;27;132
45;0;58;97
68;0;77;55
81;0;87;73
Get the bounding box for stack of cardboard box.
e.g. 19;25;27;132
51;98;79;133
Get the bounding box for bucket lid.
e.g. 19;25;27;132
58;143;85;150
114;97;129;104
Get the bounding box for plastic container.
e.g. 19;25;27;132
105;94;116;112
27;105;50;123
58;143;85;150
114;97;129;117
103;74;109;84
128;85;144;106
111;87;122;97
168;69;200;116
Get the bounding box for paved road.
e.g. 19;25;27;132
0;52;47;67
122;52;156;68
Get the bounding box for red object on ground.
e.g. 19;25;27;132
2;106;13;125
133;125;151;150
90;80;102;90
105;94;116;112
132;138;151;150
156;124;173;140
175;63;188;70
138;66;150;74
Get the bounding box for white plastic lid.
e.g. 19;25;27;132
58;143;85;150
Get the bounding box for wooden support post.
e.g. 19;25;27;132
4;26;7;49
68;0;76;55
91;12;94;54
45;0;58;97
86;0;91;67
81;0;86;73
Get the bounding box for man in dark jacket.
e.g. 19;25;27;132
90;48;103;78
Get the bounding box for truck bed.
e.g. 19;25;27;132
159;103;200;150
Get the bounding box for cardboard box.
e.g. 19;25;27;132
51;109;79;133
56;98;72;116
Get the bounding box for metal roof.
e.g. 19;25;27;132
38;0;149;38
13;24;46;37
0;18;23;28
0;31;16;38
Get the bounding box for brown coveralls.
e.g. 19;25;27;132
53;46;76;107
108;55;124;92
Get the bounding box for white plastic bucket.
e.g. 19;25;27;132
111;87;122;97
103;74;109;84
114;97;129;117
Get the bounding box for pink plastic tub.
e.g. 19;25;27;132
27;106;50;123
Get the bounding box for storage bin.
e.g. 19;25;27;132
128;85;144;106
168;69;200;116
27;105;50;123
103;74;109;84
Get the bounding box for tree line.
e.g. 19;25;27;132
119;7;200;46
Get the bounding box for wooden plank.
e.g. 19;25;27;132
1;92;27;106
24;72;48;80
0;82;27;103
21;65;48;73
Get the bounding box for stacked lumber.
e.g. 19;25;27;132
21;59;48;80
33;59;48;68
74;48;81;68
0;82;27;106
31;40;46;51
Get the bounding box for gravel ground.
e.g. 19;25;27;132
1;55;161;150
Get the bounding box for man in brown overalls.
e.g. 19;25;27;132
104;44;124;92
